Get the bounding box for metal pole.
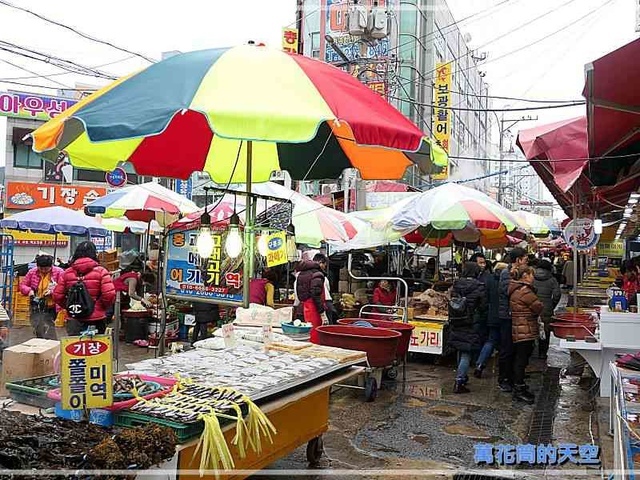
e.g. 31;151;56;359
572;193;578;311
53;232;58;261
113;291;121;370
158;231;168;356
497;116;504;206
242;141;253;309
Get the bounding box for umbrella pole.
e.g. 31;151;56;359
53;233;58;261
242;141;254;309
114;291;121;369
572;193;578;311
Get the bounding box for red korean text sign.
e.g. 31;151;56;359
60;336;113;410
6;182;107;210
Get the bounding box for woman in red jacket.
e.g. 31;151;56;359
53;241;116;335
372;280;397;320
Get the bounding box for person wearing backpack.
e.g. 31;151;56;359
448;262;486;394
54;241;116;335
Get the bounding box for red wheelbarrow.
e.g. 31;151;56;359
315;325;401;401
338;318;415;380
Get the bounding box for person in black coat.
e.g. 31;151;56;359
449;262;486;394
475;260;508;376
191;301;221;345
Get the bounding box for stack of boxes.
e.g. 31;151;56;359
11;277;30;327
98;250;119;272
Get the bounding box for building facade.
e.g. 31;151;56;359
1;89;139;264
299;0;492;190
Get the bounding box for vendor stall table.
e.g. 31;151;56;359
559;306;640;397
173;366;363;479
608;362;640;479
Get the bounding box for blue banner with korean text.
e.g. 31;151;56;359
165;227;243;303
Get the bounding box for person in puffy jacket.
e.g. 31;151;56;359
249;269;276;307
372;280;397;320
191;301;221;345
533;259;561;359
509;265;544;404
53;241;116;335
295;259;327;343
497;247;528;393
20;254;64;339
448;262;486;394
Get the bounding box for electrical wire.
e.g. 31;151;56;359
0;79;98;91
0;58;71;89
446;152;640;163
0;55;136;81
0;40;117;79
386;96;585;112
417;0;616;87
0;0;154;63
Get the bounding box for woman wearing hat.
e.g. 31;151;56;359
20;254;64;339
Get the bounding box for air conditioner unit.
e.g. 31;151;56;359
367;3;388;39
348;1;368;36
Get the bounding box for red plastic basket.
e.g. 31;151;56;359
550;322;596;340
338;318;415;359
315;325;401;367
553;313;595;324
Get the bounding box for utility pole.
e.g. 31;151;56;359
497;114;537;207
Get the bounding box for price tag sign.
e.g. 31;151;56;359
408;321;444;355
60;335;113;410
222;323;236;348
266;231;288;267
262;324;273;346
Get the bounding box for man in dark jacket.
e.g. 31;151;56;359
295;259;328;343
533;259;561;359
449;262;486;394
474;258;506;377
497;247;528;392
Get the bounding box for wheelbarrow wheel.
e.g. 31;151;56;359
364;376;378;402
306;436;324;464
385;367;398;380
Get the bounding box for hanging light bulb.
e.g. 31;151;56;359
196;189;214;258
257;230;269;256
225;212;243;258
495;253;502;262
593;219;603;235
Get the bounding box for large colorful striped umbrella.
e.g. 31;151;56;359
512;210;550;237
390;183;521;247
84;182;198;224
29;44;447;183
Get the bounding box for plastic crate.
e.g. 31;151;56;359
55;402;84;422
89;409;114;427
114;411;203;443
6;374;59;408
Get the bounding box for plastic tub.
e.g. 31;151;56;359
338;318;415;358
315;325;401;367
550;322;596;340
281;321;312;334
553;313;595;324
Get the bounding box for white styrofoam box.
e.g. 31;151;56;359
600;311;640;348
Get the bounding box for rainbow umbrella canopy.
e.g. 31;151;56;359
29;44;447;183
389;183;521;247
84;182;198;225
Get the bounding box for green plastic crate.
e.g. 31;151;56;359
6;374;59;409
114;411;203;443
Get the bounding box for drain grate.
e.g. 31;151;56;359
526;366;561;445
453;475;513;480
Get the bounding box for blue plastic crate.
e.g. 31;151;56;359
89;409;113;427
54;402;84;422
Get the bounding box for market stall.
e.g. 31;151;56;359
609;361;640;479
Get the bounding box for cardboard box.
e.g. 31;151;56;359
1;338;59;396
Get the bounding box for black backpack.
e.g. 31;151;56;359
66;275;95;319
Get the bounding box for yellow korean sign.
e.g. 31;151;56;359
266;231;288;267
4;229;69;247
282;28;299;54
432;62;452;181
60;335;113;410
408;321;444;355
598;240;624;257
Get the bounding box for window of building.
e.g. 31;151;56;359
13;144;43;169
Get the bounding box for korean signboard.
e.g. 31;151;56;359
432;62;452;181
0;91;77;121
597;240;624;258
5;230;69;247
60;335;113;410
562;218;600;251
282;27;299;53
175;179;193;200
165;227;243;303
266;231;287;267
408;321;444;355
6;182;106;210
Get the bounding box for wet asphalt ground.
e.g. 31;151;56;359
3;319;609;480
